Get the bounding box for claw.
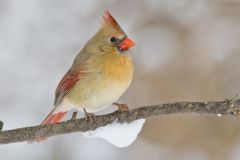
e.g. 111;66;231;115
84;108;95;123
113;103;129;112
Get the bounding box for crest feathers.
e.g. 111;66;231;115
102;10;125;35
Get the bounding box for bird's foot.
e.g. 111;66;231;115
113;103;129;112
71;112;78;120
84;108;95;123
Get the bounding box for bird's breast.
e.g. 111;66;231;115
63;54;133;112
100;54;133;82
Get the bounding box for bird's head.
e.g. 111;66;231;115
86;10;135;55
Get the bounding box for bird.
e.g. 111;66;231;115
33;10;135;141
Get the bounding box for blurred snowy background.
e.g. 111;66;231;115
1;0;240;159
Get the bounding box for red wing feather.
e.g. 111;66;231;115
54;70;85;106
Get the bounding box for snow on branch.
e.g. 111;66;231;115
0;97;240;145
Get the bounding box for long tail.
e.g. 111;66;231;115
27;108;67;143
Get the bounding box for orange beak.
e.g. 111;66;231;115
120;37;135;51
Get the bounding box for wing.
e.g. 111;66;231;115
54;70;85;106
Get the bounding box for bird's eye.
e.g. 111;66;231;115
110;37;117;43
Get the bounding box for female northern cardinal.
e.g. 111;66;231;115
39;10;135;129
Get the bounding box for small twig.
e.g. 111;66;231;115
0;121;3;131
0;98;240;144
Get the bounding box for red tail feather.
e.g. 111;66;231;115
41;109;67;125
27;109;67;143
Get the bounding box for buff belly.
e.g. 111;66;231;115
58;71;132;113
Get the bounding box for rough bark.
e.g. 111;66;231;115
0;98;240;144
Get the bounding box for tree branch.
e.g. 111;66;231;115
1;98;240;144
